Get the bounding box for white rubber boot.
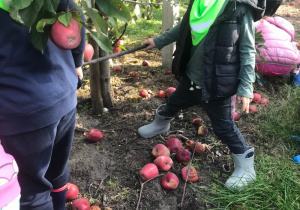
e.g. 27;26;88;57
225;146;256;190
138;104;173;138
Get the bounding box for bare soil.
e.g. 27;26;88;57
67;3;300;210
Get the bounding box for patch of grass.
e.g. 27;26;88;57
192;84;300;209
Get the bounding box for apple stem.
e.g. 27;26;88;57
136;174;164;210
180;140;198;208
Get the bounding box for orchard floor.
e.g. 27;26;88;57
68;4;300;210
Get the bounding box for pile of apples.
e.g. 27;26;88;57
139;137;201;191
139;87;176;99
64;183;92;210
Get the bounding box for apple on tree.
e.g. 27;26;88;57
115;39;124;47
113;47;122;54
83;43;94;62
50;18;81;50
161;172;179;190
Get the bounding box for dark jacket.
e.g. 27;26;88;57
172;0;266;100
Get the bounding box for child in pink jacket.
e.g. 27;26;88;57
255;16;300;77
0;141;20;210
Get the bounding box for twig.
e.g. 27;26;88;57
136;174;164;210
123;0;163;5
111;22;128;47
177;134;189;142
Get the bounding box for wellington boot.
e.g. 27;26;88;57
138;104;173;138
225;146;256;190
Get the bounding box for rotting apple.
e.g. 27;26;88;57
113;65;122;73
192;117;203;127
252;93;261;102
152;144;170;158
176;149;191;163
72;198;90;210
142;60;150;66
165;137;182;154
83;43;94;62
249;105;257;113
50;18;81;50
66;183;79;201
139;163;159;181
87;129;103;143
139;89;148;98
181;166;198;182
198;126;209;136
154;155;173;171
166;87;176;97
165;70;172;75
157;90;166;98
161;172;179;190
232;111;240;121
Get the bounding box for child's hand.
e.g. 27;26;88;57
143;38;156;51
76;66;83;80
237;96;252;113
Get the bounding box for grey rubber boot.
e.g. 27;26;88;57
225;146;256;190
138;104;173;138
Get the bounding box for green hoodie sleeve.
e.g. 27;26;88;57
236;8;256;99
153;23;181;50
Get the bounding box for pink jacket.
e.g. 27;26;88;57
0;141;21;208
255;17;300;76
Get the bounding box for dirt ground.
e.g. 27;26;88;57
67;3;300;210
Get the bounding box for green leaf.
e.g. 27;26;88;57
89;29;112;53
36;18;56;32
9;0;33;10
96;0;131;22
18;0;44;27
44;0;60;14
72;13;84;27
58;12;72;27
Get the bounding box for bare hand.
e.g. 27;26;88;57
143;38;156;51
237;96;252;113
76;66;83;80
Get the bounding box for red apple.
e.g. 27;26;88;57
113;47;122;54
139;163;159;181
72;198;90;210
166;87;176;97
50;18;81;50
290;1;295;6
192;118;203;127
253;93;261;102
157;90;166;98
176;149;191;163
249;105;257;113
258;98;268;107
152;144;170;158
113;65;122;73
115;39;124;47
286;12;291;17
298;1;300;5
198;125;209;136
232;111;240;121
87;129;103;143
83;43;94;62
165;70;172;75
154;155;173;171
165;138;182;154
66;183;79;201
161;172;179;190
139;89;148;98
142;60;149;66
181;166;198;182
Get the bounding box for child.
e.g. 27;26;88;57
138;0;266;190
0;141;21;210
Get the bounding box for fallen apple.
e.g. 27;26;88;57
142;60;149;66
176;149;191;163
113;65;122;73
157;90;166;98
66;183;79;201
232;111;240;121
166;87;176;97
286;12;291;17
139;89;148;98
154;155;173;171
90;206;101;210
87;129;103;143
72;198;90;210
83;43;94;62
190;142;206;155
258;98;268;107
249;105;257;113
161;172;179;190
192;117;203;127
165;70;172;75
252;93;261;102
290;1;295;6
50;18;81;50
198;126;209;136
139;163;159;181
152;144;170;158
165;137;182;154
181;166;198;182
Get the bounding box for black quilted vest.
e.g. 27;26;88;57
172;0;265;100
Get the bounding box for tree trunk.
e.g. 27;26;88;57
99;48;114;108
88;36;103;114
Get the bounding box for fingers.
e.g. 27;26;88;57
143;38;156;50
76;67;83;80
236;96;251;113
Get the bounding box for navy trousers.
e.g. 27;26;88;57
0;108;76;210
163;75;247;154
